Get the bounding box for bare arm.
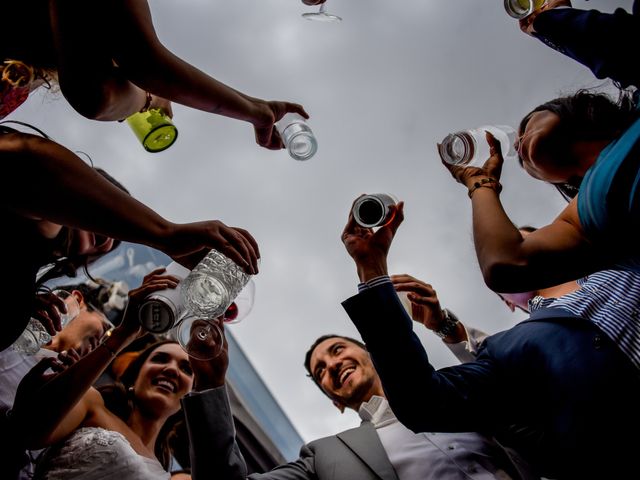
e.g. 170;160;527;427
0;132;259;271
48;0;308;148
442;133;605;292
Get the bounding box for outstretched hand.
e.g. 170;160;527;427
341;199;404;282
166;222;260;275
252;101;309;150
441;132;505;189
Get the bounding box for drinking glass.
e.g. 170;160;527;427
352;193;398;228
126;108;178;153
504;0;547;19
51;289;81;327
181;249;251;319
12;319;52;355
302;2;342;22
172;315;224;360
275;113;318;161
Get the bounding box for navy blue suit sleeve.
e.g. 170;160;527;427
342;283;502;434
532;6;640;88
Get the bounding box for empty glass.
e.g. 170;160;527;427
172;315;224;360
352;193;398;228
275;113;318;161
438;125;517;169
504;0;547;19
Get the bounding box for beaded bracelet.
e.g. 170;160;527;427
468;177;502;199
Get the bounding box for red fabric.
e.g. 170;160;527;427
0;84;30;119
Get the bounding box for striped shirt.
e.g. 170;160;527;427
530;269;640;370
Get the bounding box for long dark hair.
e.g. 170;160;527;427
518;89;639;201
98;340;187;470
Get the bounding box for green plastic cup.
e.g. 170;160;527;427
126;108;178;153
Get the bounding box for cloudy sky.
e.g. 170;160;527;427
13;0;629;448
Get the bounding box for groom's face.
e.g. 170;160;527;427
309;337;381;411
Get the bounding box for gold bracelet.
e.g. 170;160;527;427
468;177;502;199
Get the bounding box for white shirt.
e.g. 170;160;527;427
358;396;514;480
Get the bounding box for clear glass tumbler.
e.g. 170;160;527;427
181;249;252;320
275;113;318;161
438;124;516;168
352;193;398;228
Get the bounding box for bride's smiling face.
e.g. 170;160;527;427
133;343;194;416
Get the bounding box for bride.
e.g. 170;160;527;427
10;268;195;479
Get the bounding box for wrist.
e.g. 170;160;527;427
357;261;388;283
435;308;462;341
193;372;226;392
467;177;502;199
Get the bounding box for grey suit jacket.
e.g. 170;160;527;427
182;385;398;480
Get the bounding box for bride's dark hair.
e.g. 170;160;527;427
98;340;186;470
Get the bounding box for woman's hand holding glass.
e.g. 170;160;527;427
441;132;505;191
251;100;310;151
31;289;81;337
165;222;260;275
120;268;181;340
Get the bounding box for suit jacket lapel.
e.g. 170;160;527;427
336;421;399;480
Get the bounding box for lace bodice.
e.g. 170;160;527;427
35;427;170;480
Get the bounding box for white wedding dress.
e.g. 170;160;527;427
34;427;170;480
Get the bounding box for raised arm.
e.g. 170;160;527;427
0;131;259;272
442;133;607;292
340;205;502;433
48;0;308;148
521;1;640;88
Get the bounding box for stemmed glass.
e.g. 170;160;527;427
302;2;342;22
173;315;224;360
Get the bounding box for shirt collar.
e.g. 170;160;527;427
358;395;397;427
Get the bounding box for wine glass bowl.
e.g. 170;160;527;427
173;315;224;360
302;2;342;22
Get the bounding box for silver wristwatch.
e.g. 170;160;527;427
435;308;460;339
